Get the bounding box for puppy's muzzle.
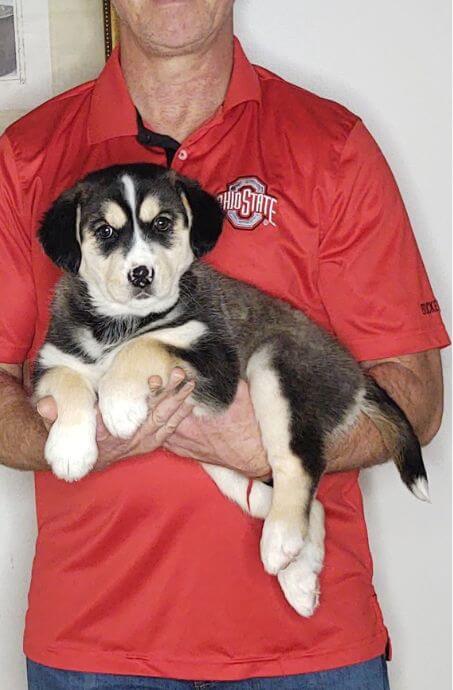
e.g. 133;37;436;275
128;265;154;289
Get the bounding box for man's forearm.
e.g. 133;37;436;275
162;350;443;478
326;409;389;472
0;370;49;471
326;356;442;473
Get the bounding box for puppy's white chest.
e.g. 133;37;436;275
38;342;108;388
77;328;106;361
148;320;207;349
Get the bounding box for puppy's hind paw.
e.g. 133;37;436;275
260;517;305;575
277;540;324;617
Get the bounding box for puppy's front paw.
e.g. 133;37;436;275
278;541;324;617
98;381;148;439
46;421;97;482
260;516;305;575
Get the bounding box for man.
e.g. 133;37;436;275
0;1;448;688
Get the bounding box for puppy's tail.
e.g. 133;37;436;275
363;378;429;502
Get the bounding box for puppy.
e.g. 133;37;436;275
34;163;429;617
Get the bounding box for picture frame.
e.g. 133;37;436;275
0;0;52;111
102;0;119;59
0;2;21;81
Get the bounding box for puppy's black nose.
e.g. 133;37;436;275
128;265;154;288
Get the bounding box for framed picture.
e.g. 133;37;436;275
103;1;119;59
0;0;51;110
0;1;20;80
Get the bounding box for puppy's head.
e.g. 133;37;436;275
39;164;224;316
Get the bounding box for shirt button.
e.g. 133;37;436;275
178;149;188;161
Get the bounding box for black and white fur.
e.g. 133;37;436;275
34;164;429;617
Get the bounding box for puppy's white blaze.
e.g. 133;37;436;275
139;194;160;223
122;173;146;252
151;320;207;349
410;477;430;502
103;200;127;229
121;174;138;225
38;343;102;387
127;231;155;268
121;174;156;268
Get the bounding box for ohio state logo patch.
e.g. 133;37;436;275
217;177;277;230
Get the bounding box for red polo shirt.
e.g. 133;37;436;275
0;39;449;680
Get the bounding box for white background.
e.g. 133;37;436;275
236;3;452;688
0;1;451;689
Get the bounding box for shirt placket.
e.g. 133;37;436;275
135;107;225;172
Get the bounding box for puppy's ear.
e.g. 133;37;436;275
177;178;224;258
38;187;81;273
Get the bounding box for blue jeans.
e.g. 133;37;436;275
27;657;390;689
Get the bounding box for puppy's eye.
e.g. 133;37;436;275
97;225;115;240
153;216;171;231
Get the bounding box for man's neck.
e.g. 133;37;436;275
120;18;234;143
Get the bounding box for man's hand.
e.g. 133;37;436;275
37;369;195;472
163;380;271;479
163;349;443;479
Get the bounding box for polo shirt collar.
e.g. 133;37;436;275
87;37;260;146
223;37;261;112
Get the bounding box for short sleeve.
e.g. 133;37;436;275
0;134;37;363
318;121;450;361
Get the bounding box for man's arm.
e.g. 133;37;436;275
0;363;195;472
326;348;443;472
0;364;48;470
162;349;444;476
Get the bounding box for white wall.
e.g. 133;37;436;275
236;2;452;689
0;3;105;689
0;1;451;689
